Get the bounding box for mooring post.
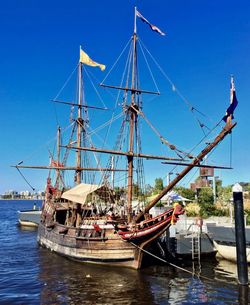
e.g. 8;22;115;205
233;183;248;285
238;285;249;305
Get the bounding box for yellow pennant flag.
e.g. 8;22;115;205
80;49;105;71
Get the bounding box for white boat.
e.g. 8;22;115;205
206;222;250;263
18;209;42;227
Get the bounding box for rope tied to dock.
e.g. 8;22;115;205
129;241;214;282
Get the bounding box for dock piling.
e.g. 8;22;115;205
233;183;248;285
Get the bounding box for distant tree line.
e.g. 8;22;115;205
1;194;12;199
151;178;250;219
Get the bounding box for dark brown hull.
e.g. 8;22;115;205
37;218;172;269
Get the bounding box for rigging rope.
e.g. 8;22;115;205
230;132;233;168
105;36;225;163
134;111;145;204
101;38;132;85
85;41;134;186
188;120;223;156
138;38;214;136
83;67;108;109
160;118;231;188
98;40;134;184
53;64;79;101
102;113;128;186
16;167;35;191
52;63;79;127
138;39;160;94
131;105;193;160
138;37;234;176
129;241;214;283
77;119;104;184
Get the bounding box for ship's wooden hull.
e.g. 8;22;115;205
37;219;171;269
38;222;141;268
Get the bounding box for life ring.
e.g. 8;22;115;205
195;217;203;228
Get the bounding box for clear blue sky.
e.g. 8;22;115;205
0;0;249;194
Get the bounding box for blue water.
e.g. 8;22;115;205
0;200;249;304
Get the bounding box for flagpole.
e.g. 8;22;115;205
79;45;82;61
134;6;137;34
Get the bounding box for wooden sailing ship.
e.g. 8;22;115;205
15;8;237;269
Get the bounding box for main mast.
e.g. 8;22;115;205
127;8;139;222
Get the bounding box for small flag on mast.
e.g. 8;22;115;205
80;49;106;71
222;76;238;122
136;9;165;36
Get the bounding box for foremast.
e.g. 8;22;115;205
76;47;86;185
55;126;62;189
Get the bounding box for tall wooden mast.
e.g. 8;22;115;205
76;49;83;185
127;8;139;222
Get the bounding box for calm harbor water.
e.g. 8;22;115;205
0;200;249;305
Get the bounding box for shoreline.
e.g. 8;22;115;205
0;198;43;201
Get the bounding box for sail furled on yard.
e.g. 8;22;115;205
79;49;106;71
136;9;165;36
223;76;238;122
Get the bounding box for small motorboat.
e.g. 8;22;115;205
18;208;42;227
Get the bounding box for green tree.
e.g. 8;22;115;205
217;185;232;204
197;187;215;217
174;186;195;201
154;178;163;193
239;182;250;194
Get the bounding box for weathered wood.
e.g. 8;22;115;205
100;83;160;95
13;165;127;171
52;99;108;110
161;161;232;170
62;145;184;162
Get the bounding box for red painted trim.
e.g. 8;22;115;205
118;211;174;240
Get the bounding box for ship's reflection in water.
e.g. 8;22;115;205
38;248;155;305
38;249;249;305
